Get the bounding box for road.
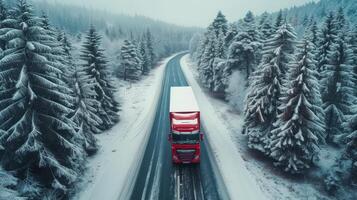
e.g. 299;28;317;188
130;54;220;200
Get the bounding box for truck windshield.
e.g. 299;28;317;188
172;133;199;144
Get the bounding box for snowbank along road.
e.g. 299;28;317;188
130;54;221;200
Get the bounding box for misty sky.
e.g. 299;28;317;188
42;0;316;27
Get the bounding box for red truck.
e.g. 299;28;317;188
168;86;203;164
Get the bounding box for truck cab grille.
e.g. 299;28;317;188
176;149;195;163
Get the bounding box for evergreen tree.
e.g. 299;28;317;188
120;39;142;80
225;23;238;48
317;12;337;73
270;36;325;174
243;23;297;154
212;58;226;93
308;19;318;46
259;13;274;43
138;38;150;74
61;33;99;155
80;25;119;130
350;25;357;88
0;0;84;195
302;14;309;27
0;0;8;50
199;30;216;91
335;7;346;31
225;11;262;81
274;10;284;30
212;11;228;37
212;29;226;93
225;32;261;81
145;29;155;69
345;114;357;183
321;31;355;143
214;29;226;59
196;25;213;66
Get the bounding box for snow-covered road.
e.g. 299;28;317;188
130;53;220;200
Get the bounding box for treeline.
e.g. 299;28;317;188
19;0;199;59
190;8;356;195
0;0;119;199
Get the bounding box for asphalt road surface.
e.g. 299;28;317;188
130;54;220;200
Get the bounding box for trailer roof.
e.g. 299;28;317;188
170;86;200;113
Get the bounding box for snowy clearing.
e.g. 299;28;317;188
180;55;266;200
74;54;177;200
180;55;336;200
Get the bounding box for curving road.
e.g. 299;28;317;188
130;54;220;200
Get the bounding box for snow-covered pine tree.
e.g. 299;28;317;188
335;7;347;31
274;10;284;31
60;33;99;155
189;33;202;59
120;39;142;80
214;29;226;59
0;0;8;90
321;31;355;143
145;29;155;69
345;115;357;184
270;35;325;174
212;11;228;37
350;25;357;88
302;14;310;27
212;29;226;93
317;11;337;73
308;19;318;46
138;36;150;74
242;11;260;42
196;11;228;87
258;13;274;43
225;32;260;81
40;13;69;81
212;58;226;94
80;25;119;130
243;22;297;154
224;23;238;48
199;30;216;91
0;0;85;195
70;66;101;155
132;39;143;75
225;11;262;81
0;0;8;50
196;26;213;66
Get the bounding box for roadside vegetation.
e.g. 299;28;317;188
190;2;357;198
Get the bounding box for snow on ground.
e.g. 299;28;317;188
180;55;266;200
74;54;176;200
180;55;334;200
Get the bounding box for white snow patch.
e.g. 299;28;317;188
180;55;266;200
74;54;178;200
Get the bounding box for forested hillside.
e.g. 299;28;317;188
272;0;357;36
5;0;200;60
189;0;357;198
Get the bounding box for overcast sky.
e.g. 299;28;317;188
41;0;316;27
